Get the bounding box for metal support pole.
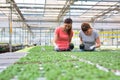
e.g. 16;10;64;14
14;27;16;44
9;1;12;52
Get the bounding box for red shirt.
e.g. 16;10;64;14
55;27;73;50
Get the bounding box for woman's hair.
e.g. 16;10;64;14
64;18;73;24
64;18;72;36
81;22;91;32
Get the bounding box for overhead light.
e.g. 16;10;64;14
113;10;119;14
6;0;11;3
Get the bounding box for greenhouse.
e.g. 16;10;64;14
0;0;120;80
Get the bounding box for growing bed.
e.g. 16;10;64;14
0;46;120;80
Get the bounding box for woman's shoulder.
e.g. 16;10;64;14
93;29;99;33
55;26;62;30
92;29;99;37
55;26;63;33
79;30;83;33
55;27;60;31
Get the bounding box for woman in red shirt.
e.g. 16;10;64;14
53;18;74;51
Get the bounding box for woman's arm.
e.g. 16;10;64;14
95;37;101;48
53;28;59;47
79;37;83;44
80;37;82;42
69;31;73;42
53;33;58;47
69;35;72;42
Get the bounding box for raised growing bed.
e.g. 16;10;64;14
0;43;9;53
0;46;120;80
0;43;25;53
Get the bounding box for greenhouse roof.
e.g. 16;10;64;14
0;0;120;30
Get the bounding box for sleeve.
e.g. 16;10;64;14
94;30;99;39
54;27;59;35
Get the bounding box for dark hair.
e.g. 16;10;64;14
64;18;72;24
81;22;91;32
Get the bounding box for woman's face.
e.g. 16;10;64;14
84;28;92;36
64;23;72;30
